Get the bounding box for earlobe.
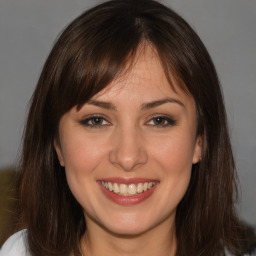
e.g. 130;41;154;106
192;135;203;164
54;140;65;167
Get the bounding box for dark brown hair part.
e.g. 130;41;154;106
18;0;255;255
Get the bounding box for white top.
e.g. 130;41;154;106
0;230;29;256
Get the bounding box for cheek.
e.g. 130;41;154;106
151;132;196;170
150;132;194;197
62;134;106;174
61;134;108;209
139;132;194;223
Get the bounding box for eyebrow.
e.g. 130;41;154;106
87;100;117;110
87;98;185;111
140;98;185;110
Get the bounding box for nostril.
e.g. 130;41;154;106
109;148;148;171
108;128;148;171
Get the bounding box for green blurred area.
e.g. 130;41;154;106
0;167;18;247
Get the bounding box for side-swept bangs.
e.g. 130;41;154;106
38;0;215;137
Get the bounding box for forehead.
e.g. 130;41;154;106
92;45;194;107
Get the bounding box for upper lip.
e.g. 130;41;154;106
97;177;159;185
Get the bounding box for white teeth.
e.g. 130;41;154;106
128;184;137;195
101;181;157;196
113;183;119;193
137;183;144;193
108;182;113;191
120;184;128;194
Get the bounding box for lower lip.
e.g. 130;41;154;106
98;182;158;206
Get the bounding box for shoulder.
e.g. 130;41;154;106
0;230;29;256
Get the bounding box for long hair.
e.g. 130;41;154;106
18;0;254;255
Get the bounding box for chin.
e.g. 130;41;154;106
105;223;150;237
99;212;162;237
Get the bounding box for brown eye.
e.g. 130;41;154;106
80;116;110;128
147;116;177;127
90;117;104;125
153;117;168;126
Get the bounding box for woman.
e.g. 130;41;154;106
1;0;255;255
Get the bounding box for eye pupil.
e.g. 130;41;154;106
154;117;165;125
92;118;102;125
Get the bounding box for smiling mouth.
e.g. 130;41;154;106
100;181;158;196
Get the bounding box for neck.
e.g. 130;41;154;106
81;217;177;256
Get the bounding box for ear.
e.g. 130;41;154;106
54;139;65;167
192;135;202;164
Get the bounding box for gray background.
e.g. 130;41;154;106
0;0;255;225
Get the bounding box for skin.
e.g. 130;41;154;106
55;45;202;256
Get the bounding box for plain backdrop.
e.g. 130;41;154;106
0;0;255;226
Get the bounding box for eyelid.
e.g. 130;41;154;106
145;114;177;127
79;114;111;127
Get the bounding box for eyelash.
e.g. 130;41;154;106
80;115;111;128
80;115;177;128
146;115;177;127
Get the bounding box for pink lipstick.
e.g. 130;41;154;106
97;178;159;206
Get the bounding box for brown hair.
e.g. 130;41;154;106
18;0;255;255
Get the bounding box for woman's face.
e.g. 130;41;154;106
55;46;202;236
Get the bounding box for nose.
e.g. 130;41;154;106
109;127;148;172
